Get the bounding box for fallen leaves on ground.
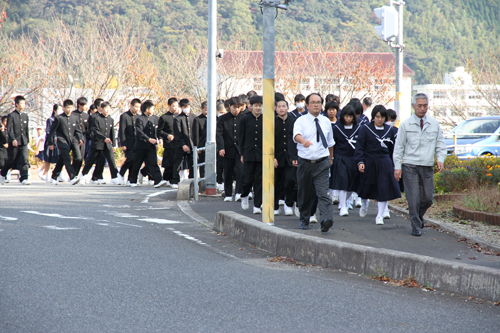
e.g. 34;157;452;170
269;256;317;268
370;275;435;291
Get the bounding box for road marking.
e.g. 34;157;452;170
141;189;176;203
171;230;208;245
114;221;142;228
43;226;81;230
22;211;90;220
0;215;18;221
102;204;131;208
106;212;141;218
137;218;184;224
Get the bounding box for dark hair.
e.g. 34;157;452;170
324;101;339;113
224;99;231;109
247;90;257;98
14;95;25;105
363;97;373;107
100;101;111;109
63;99;74;107
305;93;323;105
238;94;249;105
229;96;244;106
179;98;190;108
52;104;61;117
88;105;96;115
386;109;397;121
77;97;88;106
348;100;363;116
1;115;7;123
201;101;208;109
275;99;289;107
168;97;179;106
339;104;358;126
325;94;336;103
275;92;285;102
141;100;155;113
130;98;141;106
249;95;263;105
216;102;225;112
371;105;388;122
93;98;104;108
349;98;360;104
294;93;305;103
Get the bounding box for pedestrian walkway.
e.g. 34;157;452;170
189;195;500;270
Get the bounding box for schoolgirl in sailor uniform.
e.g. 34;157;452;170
325;101;340;203
354;105;401;225
331;104;360;216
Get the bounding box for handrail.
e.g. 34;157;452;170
445;132;500;157
193;146;206;200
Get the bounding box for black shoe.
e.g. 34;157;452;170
320;219;334;232
411;229;422;236
299;222;309;230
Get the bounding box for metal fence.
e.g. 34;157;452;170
192;146;206;200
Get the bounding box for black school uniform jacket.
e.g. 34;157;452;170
48;112;83;150
158;111;176;148
216;111;244;158
135;113;159;150
192;114;207;148
239;112;262;162
275;115;295;167
174;112;193;152
72;110;89;143
6;110;29;146
119;110;137;150
90;113;116;150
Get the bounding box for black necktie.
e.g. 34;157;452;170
314;118;328;149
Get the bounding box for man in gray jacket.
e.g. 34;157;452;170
393;93;446;236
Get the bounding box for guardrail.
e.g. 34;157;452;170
445;132;500;156
193;146;205;200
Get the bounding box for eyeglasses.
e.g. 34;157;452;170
309;101;322;105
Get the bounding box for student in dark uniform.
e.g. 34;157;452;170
80;102;121;185
386;108;404;207
192;101;207;178
129;100;167;188
40;104;61;182
89;98;107;184
48;99;83;185
239;95;263;214
324;101;340;203
331;105;360;217
217;96;245;202
0;95;31;185
290;93;307;118
216;102;226;191
72;97;89;175
0;116;8;170
158;97;180;185
170;98;194;187
354;105;400;225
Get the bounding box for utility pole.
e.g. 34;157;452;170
205;0;217;195
393;1;405;121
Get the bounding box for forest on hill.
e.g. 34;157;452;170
1;0;499;85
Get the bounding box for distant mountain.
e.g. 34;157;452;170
2;0;499;84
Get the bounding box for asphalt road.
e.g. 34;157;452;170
1;181;499;332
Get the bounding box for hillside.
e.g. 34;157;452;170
1;0;499;84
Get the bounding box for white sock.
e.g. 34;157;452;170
339;191;352;209
361;199;369;209
377;201;388;218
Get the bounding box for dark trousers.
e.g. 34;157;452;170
130;148;162;184
216;154;224;184
92;154;106;180
1;145;29;181
241;161;262;208
82;146;118;179
120;149;149;181
51;142;82;180
72;138;86;175
223;155;242;197
162;146;176;181
403;164;434;232
297;158;333;225
275;164;297;209
171;149;193;185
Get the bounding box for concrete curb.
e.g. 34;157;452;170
214;211;500;302
177;179;206;200
388;204;500;253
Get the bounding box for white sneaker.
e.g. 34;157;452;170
274;209;280;215
0;175;5;185
294;204;300;217
359;207;368;217
235;193;242;202
224;196;233;202
279;199;285;206
148;180;154;186
376;216;384;225
79;175;88;184
21;179;31;185
6;170;12;182
89;180;98;185
117;174;125;185
383;210;391;219
332;195;339;205
218;183;224;192
110;177;121;185
355;197;362;208
310;214;318;223
253;207;262;214
347;200;353;210
59;174;69;182
154;180;168;188
130;183;138;188
70;177;80;185
52;179;59;185
138;173;144;185
248;192;253;200
97;179;106;185
339;208;349;216
126;180;131;186
284;205;293;216
241;196;249;210
38;169;44;179
46;175;54;183
171;184;179;189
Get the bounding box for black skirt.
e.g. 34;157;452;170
43;141;60;164
330;155;358;192
356;156;401;202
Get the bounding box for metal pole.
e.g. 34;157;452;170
193;146;199;200
262;2;275;225
205;0;217;195
394;2;404;121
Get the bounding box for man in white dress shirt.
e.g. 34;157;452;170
293;93;335;231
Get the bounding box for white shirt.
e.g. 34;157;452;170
293;112;335;160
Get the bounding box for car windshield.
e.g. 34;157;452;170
446;119;500;139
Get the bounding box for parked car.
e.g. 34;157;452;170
445;116;500;158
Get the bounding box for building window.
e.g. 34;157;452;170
434;91;446;99
254;77;262;91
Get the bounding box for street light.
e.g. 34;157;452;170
374;5;399;42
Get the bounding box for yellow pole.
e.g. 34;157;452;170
262;78;275;224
